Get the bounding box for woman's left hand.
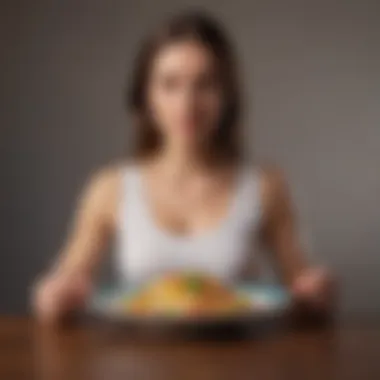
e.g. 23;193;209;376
291;267;336;316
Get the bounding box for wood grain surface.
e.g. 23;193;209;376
0;317;379;379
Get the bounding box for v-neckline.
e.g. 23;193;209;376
135;164;246;243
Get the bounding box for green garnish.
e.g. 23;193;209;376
185;274;204;294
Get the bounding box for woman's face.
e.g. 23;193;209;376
147;40;224;151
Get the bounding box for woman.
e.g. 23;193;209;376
33;11;334;323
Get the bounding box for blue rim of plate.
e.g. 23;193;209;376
89;283;291;324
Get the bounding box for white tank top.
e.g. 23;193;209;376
116;165;262;286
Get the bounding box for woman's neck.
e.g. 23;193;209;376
148;145;221;181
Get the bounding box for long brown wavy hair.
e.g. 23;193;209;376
126;10;243;163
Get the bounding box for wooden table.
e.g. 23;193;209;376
0;317;379;379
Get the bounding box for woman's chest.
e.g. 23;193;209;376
120;217;257;283
145;177;234;237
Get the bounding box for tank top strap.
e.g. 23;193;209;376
119;164;140;226
232;164;262;226
123;164;139;191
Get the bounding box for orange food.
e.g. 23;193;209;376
125;273;251;317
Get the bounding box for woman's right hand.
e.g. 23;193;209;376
32;270;92;324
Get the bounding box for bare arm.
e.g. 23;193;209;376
33;166;122;322
53;166;120;277
259;166;335;314
259;166;308;286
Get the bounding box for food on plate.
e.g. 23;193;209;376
122;272;252;317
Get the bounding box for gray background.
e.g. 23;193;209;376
1;0;379;316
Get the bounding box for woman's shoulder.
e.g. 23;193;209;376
87;161;126;185
257;162;288;188
243;161;287;187
76;160;137;222
248;162;291;212
82;160;136;200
